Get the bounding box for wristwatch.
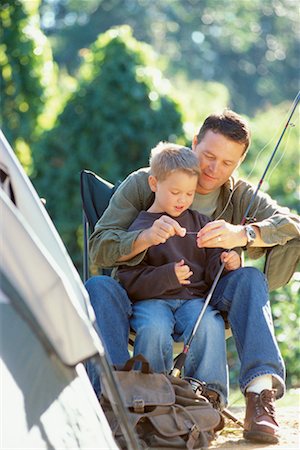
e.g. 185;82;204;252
244;225;256;246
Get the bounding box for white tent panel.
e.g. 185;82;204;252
1;189;100;365
0;130;94;322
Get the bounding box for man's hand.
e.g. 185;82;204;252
141;215;186;247
174;259;193;285
221;250;241;271
197;219;247;249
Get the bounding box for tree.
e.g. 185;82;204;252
0;0;56;171
39;0;299;115
32;25;184;270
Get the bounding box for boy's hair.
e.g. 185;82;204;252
149;142;199;181
197;109;251;154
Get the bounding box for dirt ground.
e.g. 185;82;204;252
210;404;299;450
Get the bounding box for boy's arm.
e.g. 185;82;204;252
118;263;180;301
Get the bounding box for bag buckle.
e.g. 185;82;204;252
133;398;145;413
186;424;200;448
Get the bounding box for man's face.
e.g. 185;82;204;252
192;130;246;194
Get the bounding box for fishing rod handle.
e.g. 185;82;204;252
171;352;187;377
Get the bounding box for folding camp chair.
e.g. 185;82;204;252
80;169;120;282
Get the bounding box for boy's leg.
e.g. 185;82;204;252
174;300;228;407
130;299;175;373
85;275;132;396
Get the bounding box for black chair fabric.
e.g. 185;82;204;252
80;170;117;233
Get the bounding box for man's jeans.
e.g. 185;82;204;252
85;276;132;396
85;267;285;403
210;267;285;399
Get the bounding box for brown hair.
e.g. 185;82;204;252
149;142;199;181
197;109;251;154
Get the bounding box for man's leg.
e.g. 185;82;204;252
211;267;285;443
85;275;132;396
173;299;228;408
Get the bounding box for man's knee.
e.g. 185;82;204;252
227;267;267;288
85;275;132;314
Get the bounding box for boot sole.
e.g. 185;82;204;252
243;430;279;444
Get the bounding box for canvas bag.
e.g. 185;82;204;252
100;354;221;449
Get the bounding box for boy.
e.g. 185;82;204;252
117;142;240;384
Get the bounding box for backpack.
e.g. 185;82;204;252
100;354;221;449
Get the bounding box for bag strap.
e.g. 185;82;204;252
122;354;152;373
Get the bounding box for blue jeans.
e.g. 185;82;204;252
210;267;285;399
85;276;132;396
84;267;285;403
84;275;228;403
131;298;228;406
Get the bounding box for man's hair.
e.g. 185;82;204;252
149;142;199;181
197;109;251;154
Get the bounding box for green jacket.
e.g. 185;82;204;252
89;168;300;291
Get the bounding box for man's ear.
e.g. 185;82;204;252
148;175;158;192
192;135;198;151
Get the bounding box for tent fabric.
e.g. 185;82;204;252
0;290;118;450
0;130;94;322
1;189;101;365
0;131;120;448
0;131;100;365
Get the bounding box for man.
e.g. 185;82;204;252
87;110;300;444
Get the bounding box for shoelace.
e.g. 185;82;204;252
256;390;277;421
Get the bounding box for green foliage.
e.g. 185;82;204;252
32;25;184;269
240;101;300;213
40;0;299;115
0;0;57;171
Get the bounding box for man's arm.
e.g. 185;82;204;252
89;169;154;268
197;180;300;252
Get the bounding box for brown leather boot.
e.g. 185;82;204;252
243;389;279;444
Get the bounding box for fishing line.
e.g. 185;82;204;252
171;91;300;380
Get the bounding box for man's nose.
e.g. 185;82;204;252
209;160;218;173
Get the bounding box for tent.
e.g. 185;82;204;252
0;131;137;448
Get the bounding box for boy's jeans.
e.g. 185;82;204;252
131;298;228;406
85;267;285;404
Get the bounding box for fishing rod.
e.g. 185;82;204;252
171;91;300;380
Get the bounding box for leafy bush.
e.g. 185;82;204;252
32;26;184;270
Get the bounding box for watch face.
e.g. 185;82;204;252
248;227;256;238
246;225;256;241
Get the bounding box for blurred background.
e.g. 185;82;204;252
1;0;299;389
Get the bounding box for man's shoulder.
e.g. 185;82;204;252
126;167;150;182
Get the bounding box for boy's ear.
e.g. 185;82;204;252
148;175;158;192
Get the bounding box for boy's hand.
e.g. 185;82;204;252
144;215;186;246
174;259;193;284
221;250;241;271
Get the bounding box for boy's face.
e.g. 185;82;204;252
148;170;197;217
